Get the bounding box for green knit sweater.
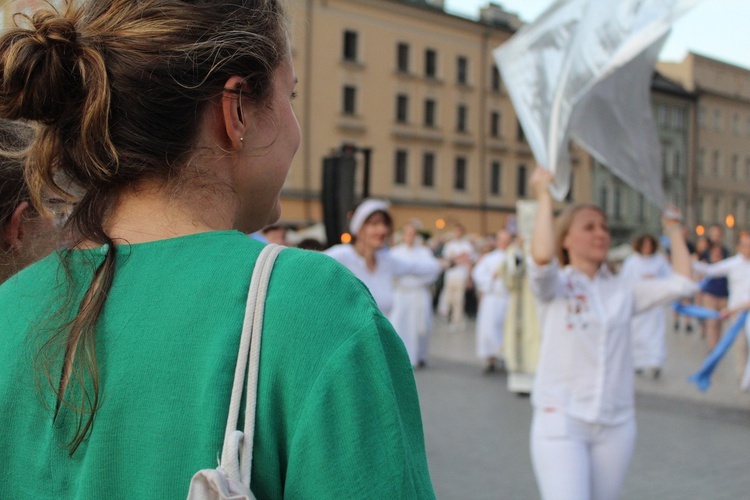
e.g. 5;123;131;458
0;231;435;499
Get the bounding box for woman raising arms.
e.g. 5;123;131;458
527;166;696;500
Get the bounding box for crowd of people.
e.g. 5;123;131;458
0;1;748;500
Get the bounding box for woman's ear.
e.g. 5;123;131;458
2;201;28;253
221;76;248;151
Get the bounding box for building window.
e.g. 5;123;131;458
343;30;358;62
713;109;722;131
490;111;501;138
746;117;750;137
746;157;750;179
394;150;408;186
712;150;720;176
638;193;645;221
614;186;622;220
396;94;408;123
425;48;437;78
672;107;685;130
491;64;501;92
674;150;682;176
424;99;436;127
697;196;704;222
456;56;468;85
456;104;467;132
698;148;705;174
657;104;669;127
490;161;502;195
599;186;609;213
712;196;721;222
698;106;706;128
396;42;409;73
733;113;740;135
454;156;467;191
517;164;527;197
517;120;526;142
566;173;574;202
422;152;435;187
732;154;739;179
342;85;357;115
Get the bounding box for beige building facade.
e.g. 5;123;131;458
284;0;592;240
659;53;750;244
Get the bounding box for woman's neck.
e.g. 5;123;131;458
354;239;378;271
100;179;234;245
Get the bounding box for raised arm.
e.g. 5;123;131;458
662;208;690;278
530;166;555;266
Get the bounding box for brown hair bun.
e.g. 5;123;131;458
0;10;82;124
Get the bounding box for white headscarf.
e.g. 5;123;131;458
349;199;390;236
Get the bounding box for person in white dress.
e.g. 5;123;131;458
324;199;440;318
390;220;440;367
471;229;514;373
437;224;476;325
528;167;697;500
692;231;750;385
619;234;671;379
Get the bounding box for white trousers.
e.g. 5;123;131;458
530;410;636;500
438;277;467;325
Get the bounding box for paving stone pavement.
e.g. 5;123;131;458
414;317;750;499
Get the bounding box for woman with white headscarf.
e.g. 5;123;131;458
324;199;440;319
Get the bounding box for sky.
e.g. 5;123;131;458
444;0;750;71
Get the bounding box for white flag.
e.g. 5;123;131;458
494;0;702;207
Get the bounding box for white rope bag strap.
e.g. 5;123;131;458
220;243;284;488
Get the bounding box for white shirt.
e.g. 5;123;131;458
693;254;750;309
442;238;476;283
620;253;671;283
471;249;511;297
528;259;698;425
324;244;440;315
390;243;439;289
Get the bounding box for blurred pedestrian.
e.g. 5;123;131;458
471;229;513;373
437;223;476;326
390;219;440;367
325;199;440;317
620;234;671;379
698;225;730;346
262;223;287;245
693;232;750;381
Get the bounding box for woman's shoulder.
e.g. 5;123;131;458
270;246;376;313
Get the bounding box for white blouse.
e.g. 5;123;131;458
693;255;750;309
528;259;698;425
471;249;511;297
324;244;440;315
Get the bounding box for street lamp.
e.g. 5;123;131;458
696;225;705;236
726;215;735;247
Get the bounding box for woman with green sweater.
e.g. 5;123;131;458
0;1;435;498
